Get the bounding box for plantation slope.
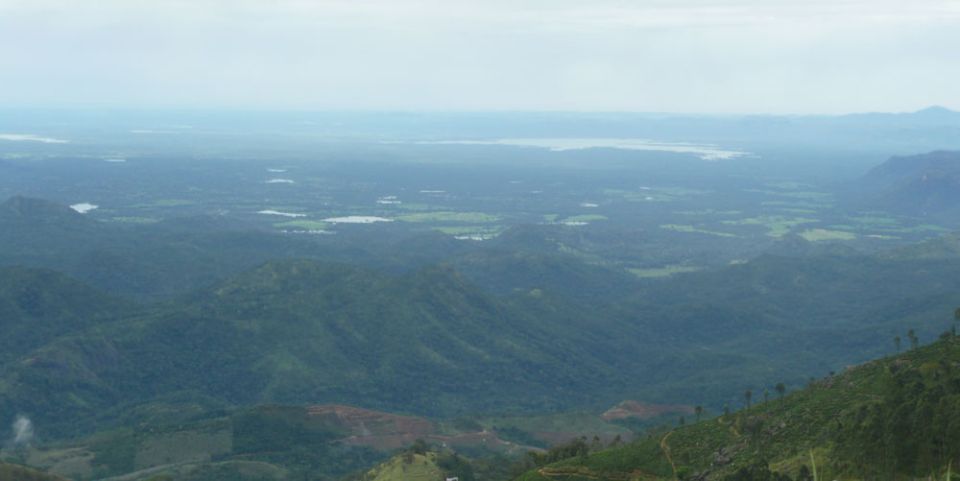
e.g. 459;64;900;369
518;335;960;481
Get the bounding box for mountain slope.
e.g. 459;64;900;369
0;259;646;436
519;335;960;481
0;266;129;363
8;246;960;439
855;150;960;220
0;462;68;481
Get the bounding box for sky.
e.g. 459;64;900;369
1;0;959;114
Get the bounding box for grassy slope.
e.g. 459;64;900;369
362;452;445;481
519;336;960;481
0;462;68;481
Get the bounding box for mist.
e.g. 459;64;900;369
0;0;958;113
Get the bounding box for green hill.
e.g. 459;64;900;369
0;266;130;363
0;196;381;300
359;452;446;481
518;335;960;481
8;246;960;439
0;259;648;436
855;150;960;221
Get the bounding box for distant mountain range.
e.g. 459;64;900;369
854;150;960;219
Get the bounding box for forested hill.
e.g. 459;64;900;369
854;150;960;218
518;334;960;481
0;259;649;437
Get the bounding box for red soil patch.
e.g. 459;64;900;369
307;404;436;438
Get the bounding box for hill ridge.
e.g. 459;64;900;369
518;335;960;481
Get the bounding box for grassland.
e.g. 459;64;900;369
659;224;738;238
676;210;743;216
432;226;502;236
397;211;500;223
110;216;161;224
561;215;608;223
721;216;818;237
628;265;703;278
274;220;329;230
799;228;856;241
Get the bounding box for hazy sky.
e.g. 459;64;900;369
1;0;959;113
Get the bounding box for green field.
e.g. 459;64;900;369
561;214;608;223
628;265;703;278
397;211;500;223
721;216;818;237
799;228;856;241
660;224;738;238
274;220;329;230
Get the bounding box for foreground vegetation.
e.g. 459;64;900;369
518;334;960;481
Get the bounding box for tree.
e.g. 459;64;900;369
775;383;786;400
695;405;703;422
953;307;960;336
679;416;685;426
908;329;918;350
894;335;901;353
745;389;753;409
411;438;429;455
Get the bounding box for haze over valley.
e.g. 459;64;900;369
3;1;960;480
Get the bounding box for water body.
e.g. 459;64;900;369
70;203;98;214
377;195;401;205
0;133;69;144
258;210;306;218
413;138;747;161
323;216;393;224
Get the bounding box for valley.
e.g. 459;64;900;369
2;110;960;480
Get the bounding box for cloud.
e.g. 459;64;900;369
0;0;957;113
9;415;33;447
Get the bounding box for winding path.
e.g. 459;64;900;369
660;431;678;481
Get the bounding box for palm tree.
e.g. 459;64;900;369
894;335;901;353
745;389;753;409
694;405;703;422
775;382;786;400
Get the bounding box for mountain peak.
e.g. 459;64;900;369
914;105;958;117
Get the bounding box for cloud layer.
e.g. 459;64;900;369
1;0;958;113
